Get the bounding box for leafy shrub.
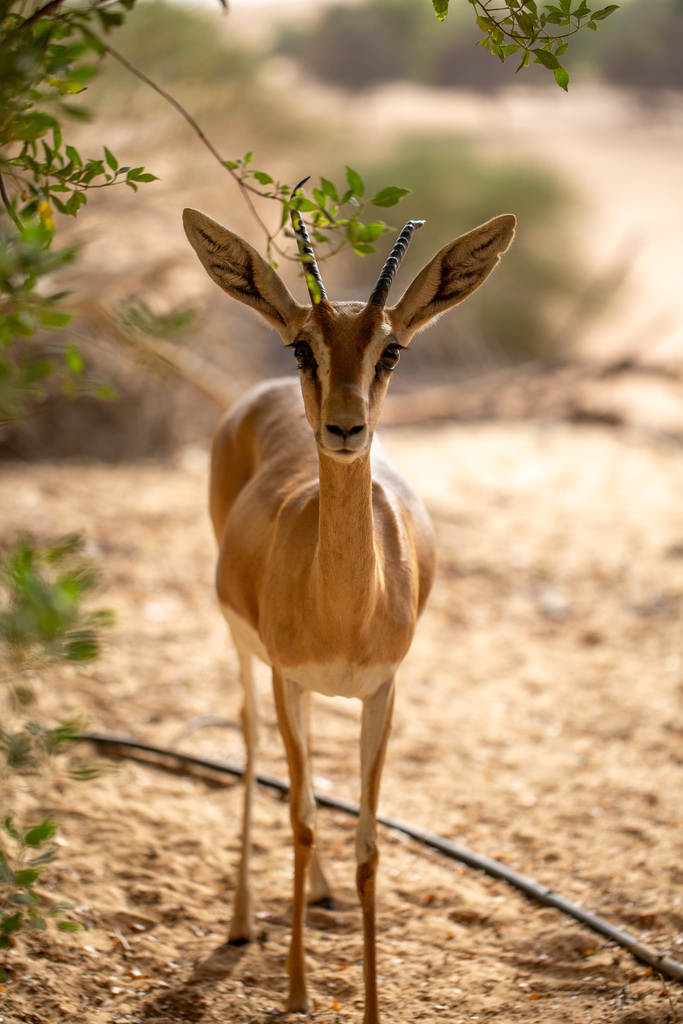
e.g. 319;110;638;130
0;535;112;969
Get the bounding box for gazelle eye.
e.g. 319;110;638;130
292;341;316;371
378;344;402;372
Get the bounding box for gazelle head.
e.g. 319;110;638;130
183;205;515;463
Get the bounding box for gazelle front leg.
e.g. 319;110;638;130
273;669;316;1014
357;678;395;1024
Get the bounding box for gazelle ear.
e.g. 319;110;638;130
389;214;516;336
183;208;303;330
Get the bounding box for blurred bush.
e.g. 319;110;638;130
277;0;683;96
275;0;549;93
339;137;580;371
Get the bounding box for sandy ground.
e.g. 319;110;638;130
1;416;682;1023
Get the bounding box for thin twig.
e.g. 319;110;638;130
659;973;679;1023
0;174;23;229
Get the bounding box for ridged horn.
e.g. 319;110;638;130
368;219;425;308
290;177;327;304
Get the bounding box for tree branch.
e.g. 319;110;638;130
20;0;64;30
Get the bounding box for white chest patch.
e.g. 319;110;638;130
220;606;397;699
284;661;398;700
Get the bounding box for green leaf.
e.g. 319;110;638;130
4;816;20;840
103;147;118;172
357;221;389;243
63;636;99;660
96;8;124;31
0;913;22;937
57;920;80;932
65;145;82;168
320;177;339;202
14;869;41;887
370;186;410;208
65;344;84;374
65;192;87;216
352;243;377;256
345;215;360;242
291;197;318;212
531;47;560;69
28;849;57;867
48;79;85;96
345;166;364;198
39;309;72;329
304;273;322;304
9;893;34;906
24;820;57;847
16;112;59;141
253;171;273;185
432;0;449;20
554;66;570;90
591;4;619;19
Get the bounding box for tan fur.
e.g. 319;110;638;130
183;207;515;1023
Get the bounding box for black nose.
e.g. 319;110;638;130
326;423;365;439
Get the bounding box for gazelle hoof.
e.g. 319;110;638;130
286;992;313;1015
228;920;255;945
308;894;337;911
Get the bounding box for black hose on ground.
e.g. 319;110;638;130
81;731;683;985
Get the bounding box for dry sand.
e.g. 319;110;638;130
1;417;682;1023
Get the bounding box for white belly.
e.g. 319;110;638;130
284;660;398;700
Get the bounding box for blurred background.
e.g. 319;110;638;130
2;0;683;460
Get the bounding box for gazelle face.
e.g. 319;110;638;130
288;302;402;462
182;207;516;461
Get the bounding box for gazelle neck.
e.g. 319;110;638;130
314;449;381;616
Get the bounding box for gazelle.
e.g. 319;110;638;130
183;197;515;1022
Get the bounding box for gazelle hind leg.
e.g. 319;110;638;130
308;850;334;906
357;678;395;1024
228;631;260;944
304;693;335;908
